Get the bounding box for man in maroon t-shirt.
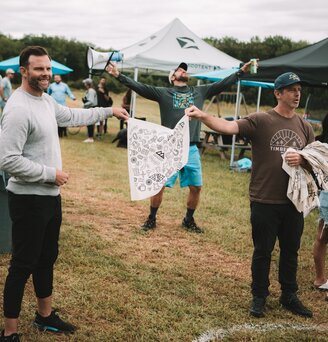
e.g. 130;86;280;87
185;72;314;319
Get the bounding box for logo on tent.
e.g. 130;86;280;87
176;37;199;50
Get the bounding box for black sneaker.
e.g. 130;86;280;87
141;216;156;231
249;296;266;318
33;310;77;334
279;293;313;318
0;331;20;342
182;218;204;234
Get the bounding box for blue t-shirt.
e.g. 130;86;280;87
47;82;75;105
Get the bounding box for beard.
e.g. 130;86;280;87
175;74;189;83
27;75;50;92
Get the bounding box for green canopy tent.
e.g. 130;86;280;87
241;37;328;88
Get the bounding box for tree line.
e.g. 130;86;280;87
0;33;326;114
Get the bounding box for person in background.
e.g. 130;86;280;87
0;69;15;113
186;72;314;319
82;78;98;143
121;88;132;129
107;61;251;233
0;75;3;115
0;46;129;341
47;74;76;137
96;77;113;138
313;113;328;297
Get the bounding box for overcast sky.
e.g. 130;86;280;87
1;0;327;50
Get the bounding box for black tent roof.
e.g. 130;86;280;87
242;37;328;88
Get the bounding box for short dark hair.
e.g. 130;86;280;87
19;46;51;68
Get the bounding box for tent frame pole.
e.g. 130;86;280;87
230;80;241;168
304;93;311;115
131;67;138;118
256;87;262;112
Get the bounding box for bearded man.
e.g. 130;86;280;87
107;61;251;233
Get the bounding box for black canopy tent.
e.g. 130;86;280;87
241;37;328;88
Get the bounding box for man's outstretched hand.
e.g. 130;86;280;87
112;107;130;121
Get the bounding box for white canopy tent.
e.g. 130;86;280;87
119;18;241;115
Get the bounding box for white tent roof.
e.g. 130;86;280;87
120;18;241;74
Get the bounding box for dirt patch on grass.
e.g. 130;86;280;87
63;189;251;285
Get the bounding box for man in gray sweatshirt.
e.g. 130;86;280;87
0;46;129;341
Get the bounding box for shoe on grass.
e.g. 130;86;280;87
182;218;204;234
33;310;77;334
0;331;20;341
314;280;328;291
279;293;313;318
249;296;266;318
141;216;156;231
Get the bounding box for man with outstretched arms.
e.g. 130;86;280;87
107;60;251;233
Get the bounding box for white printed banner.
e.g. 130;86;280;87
128;116;190;200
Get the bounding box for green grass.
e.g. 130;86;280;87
0;95;327;341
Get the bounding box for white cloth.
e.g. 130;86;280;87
282;141;328;217
128;116;190;200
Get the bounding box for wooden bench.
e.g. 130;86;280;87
201;130;251;160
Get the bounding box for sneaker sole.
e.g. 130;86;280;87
33;322;75;334
249;310;265;318
141;228;156;232
182;226;204;234
141;222;156;231
280;304;313;318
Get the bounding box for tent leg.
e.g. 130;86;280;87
256;87;262;112
131;67;138;118
230;81;241;168
304;93;311;115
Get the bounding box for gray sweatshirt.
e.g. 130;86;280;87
0;87;113;196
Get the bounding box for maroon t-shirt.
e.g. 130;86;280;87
237;110;315;204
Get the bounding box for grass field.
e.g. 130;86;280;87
0;93;327;341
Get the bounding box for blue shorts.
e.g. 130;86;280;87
165;144;203;188
319;190;328;225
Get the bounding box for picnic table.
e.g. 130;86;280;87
201;129;251;160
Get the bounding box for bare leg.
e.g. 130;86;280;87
3;296;52;336
187;186;201;209
37;295;52;317
150;187;165;208
313;219;328;286
3;318;18;336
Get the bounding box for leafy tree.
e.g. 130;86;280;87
204;35;309;61
0;33;325;111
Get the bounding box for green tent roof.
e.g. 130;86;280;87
242;38;328;88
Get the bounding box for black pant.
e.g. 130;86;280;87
250;202;304;298
104;119;108;133
3;193;62;318
87;124;94;138
58;126;67;137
